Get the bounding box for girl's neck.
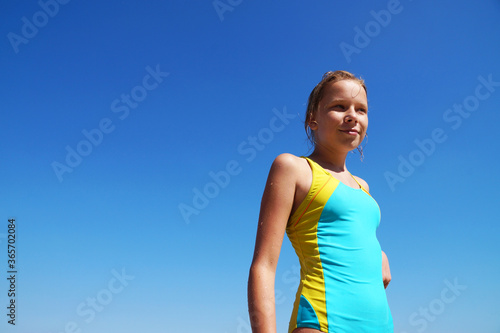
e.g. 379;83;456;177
308;145;349;172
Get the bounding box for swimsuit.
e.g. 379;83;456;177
286;157;393;332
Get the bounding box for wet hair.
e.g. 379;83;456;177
305;71;367;156
305;71;367;145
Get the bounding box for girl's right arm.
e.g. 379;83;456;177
248;154;299;333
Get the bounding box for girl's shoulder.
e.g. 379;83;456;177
271;153;309;171
269;153;311;183
352;175;370;192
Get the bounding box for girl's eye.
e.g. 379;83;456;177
357;108;367;113
333;104;345;110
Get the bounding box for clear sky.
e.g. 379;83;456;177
1;1;500;332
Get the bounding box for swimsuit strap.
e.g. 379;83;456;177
349;172;364;190
303;156;369;193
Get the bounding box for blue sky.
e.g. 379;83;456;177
1;1;500;332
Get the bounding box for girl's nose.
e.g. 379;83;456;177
344;107;358;123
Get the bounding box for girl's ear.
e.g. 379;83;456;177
309;120;318;131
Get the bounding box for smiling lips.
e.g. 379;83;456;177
339;128;359;135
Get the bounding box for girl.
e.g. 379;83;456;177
248;71;393;333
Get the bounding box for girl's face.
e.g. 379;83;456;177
309;79;368;153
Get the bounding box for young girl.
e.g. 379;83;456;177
248;71;393;333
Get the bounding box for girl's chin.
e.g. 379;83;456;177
317;139;363;152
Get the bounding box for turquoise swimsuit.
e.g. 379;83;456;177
286;157;393;332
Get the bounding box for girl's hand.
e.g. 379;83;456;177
382;250;391;289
